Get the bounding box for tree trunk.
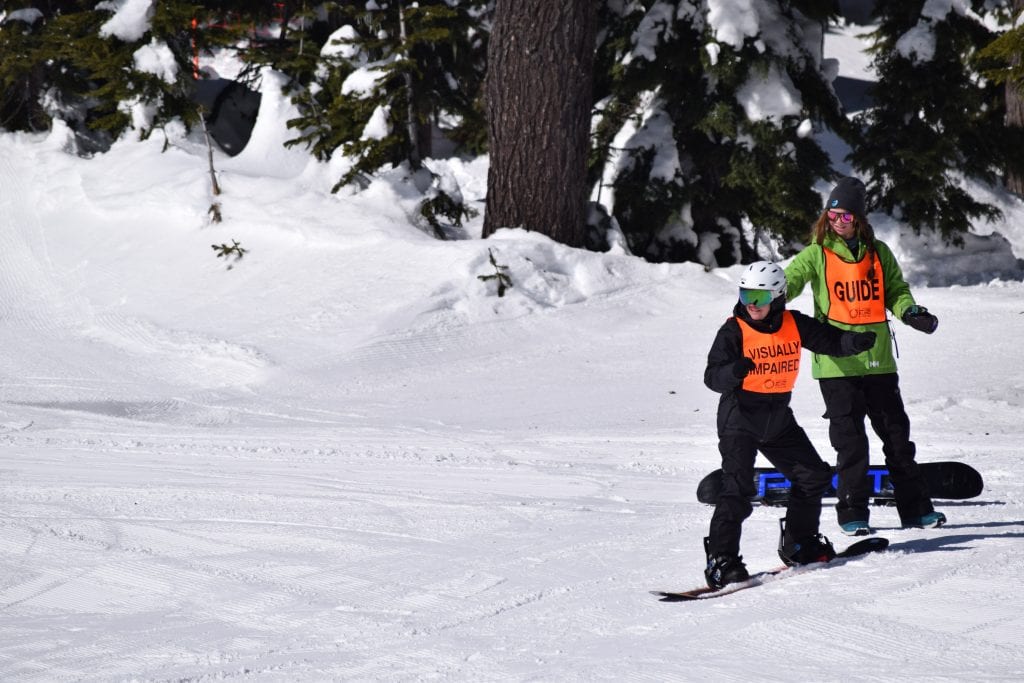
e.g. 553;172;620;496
398;1;422;171
1008;81;1024;197
483;0;597;246
1007;0;1024;197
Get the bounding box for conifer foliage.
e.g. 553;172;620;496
0;4;50;134
0;2;243;153
976;0;1024;198
851;1;1014;244
589;1;843;265
284;0;488;192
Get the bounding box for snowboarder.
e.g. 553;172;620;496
784;177;945;536
702;261;876;589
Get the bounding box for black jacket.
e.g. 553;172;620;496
704;300;861;440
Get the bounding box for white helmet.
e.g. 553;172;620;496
738;261;786;302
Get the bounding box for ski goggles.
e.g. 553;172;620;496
827;210;854;223
738;288;773;307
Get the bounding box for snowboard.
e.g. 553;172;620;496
696;461;983;506
652;536;889;602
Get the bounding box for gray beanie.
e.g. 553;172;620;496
826;177;866;216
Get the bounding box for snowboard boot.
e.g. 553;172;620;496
777;518;837;567
703;537;750;589
901;511;947;529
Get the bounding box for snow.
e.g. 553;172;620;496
894;0;974;64
3;9;44;25
707;0;762;49
341;67;388;97
322;26;360;60
921;0;968;22
133;38;178;84
704;41;722;65
707;0;817;61
735;63;802;122
362;105;392;141
619;105;680;183
896;23;938;63
2;19;1024;683
826;22;873;78
97;0;154;43
630;2;676;62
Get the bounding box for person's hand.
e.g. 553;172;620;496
903;305;938;334
732;357;756;379
852;331;876;352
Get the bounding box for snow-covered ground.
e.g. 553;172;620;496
3;20;1024;683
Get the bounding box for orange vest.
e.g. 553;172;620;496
823;248;887;324
737;311;801;394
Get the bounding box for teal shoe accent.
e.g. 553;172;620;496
901;511;947;529
840;520;872;536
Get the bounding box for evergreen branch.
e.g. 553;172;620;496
477;249;512;297
211;239;247;270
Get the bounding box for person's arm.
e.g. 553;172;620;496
783;245;820;303
876;241;916;319
875;241;938;333
793;311;875;357
704;319;753;393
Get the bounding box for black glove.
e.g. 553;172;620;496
732;357;755;379
902;305;938;334
852;331;876;352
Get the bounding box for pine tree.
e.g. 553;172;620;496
283;0;489;191
216;1;327;91
590;1;843;265
976;0;1024;198
77;2;209;141
0;2;100;141
588;1;701;260
0;5;49;133
851;1;1012;244
0;2;248;151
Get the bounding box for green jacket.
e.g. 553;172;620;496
784;233;917;379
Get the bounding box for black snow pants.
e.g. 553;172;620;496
818;373;934;525
707;412;832;557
